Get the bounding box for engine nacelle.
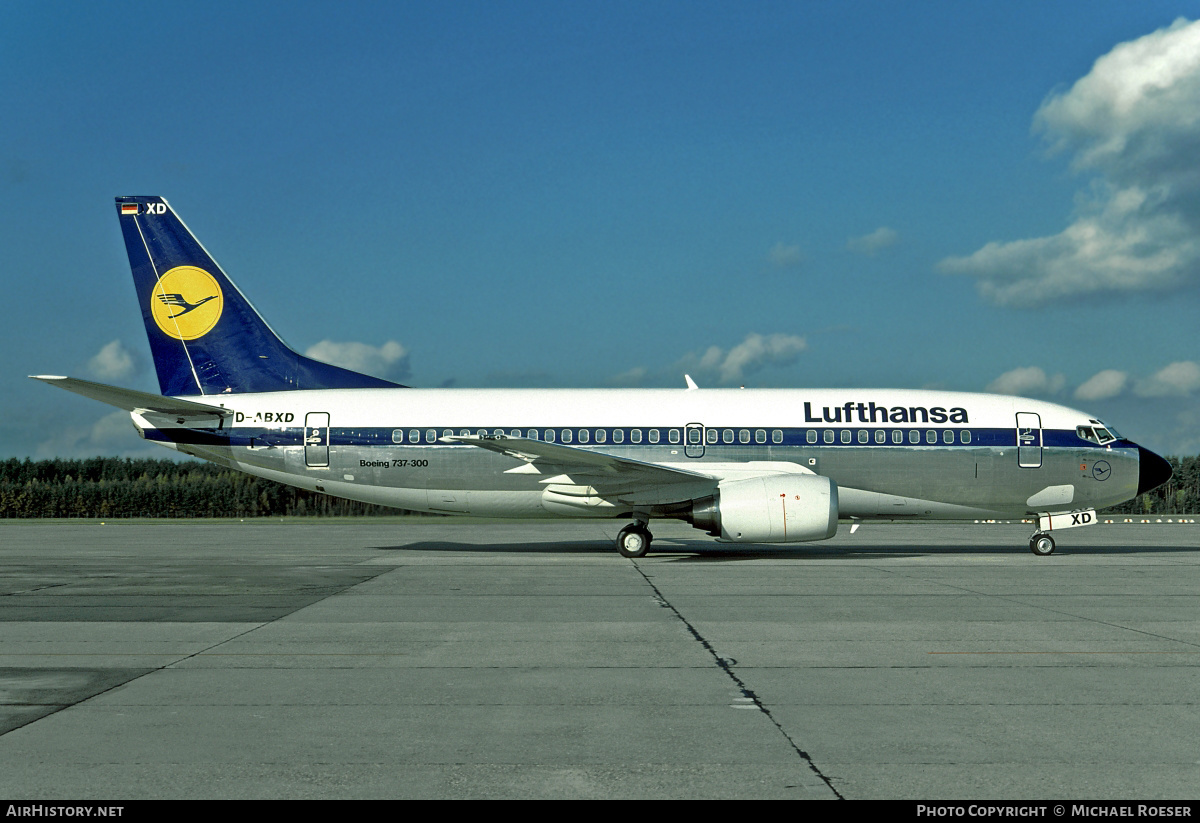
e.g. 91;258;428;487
691;474;839;543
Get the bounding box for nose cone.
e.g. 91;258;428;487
1137;446;1173;496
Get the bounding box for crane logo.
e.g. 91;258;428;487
150;266;224;340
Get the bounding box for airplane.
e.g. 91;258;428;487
33;196;1173;557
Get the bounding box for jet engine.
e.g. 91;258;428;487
690;473;839;543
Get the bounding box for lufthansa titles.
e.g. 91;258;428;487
804;401;968;425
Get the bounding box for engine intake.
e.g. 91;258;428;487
690;474;838;543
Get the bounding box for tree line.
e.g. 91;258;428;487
1104;453;1200;516
0;457;417;518
1;455;1196;519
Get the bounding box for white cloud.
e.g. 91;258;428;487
87;339;141;381
304;340;411;381
768;242;803;268
847;226;899;255
680;332;808;385
612;332;808;388
35;410;162;459
1134;360;1200;397
940;18;1200;305
1075;369;1129;401
986;366;1066;396
606;366;648;387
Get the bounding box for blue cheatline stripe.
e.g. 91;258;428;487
142;425;1137;453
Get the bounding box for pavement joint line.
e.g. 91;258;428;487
0;568;390;739
628;558;845;800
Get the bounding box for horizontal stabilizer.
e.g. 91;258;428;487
29;376;231;418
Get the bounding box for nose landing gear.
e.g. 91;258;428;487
1029;532;1055;556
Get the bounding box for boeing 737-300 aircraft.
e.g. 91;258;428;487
33;197;1173;556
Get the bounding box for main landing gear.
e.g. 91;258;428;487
1029;532;1055;556
617;521;653;558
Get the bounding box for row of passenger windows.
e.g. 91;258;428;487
810;428;972;445
389;428;973;445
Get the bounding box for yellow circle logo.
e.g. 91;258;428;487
150;266;223;340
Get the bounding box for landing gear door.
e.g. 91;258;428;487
305;412;330;468
1016;412;1042;468
685;423;705;458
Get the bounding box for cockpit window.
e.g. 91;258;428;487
1078;424;1117;445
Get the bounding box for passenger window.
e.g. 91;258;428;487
631;429;643;443
807;430;817;444
596;429;606;444
579;429;589;444
511;429;521;438
649;429;660;444
839;430;850;444
773;429;783;444
875;430;886;444
392;429;403;444
756;429;766;444
562;429;573;444
858;430;868;444
545;429;555;442
909;430;920;444
614;429;624;444
892;430;903;444
444;429;454;439
961;430;971;444
723;429;734;443
926;430;936;444
460;429;470;437
707;429;718;444
739;429;750;444
528;429;539;440
426;429;437;443
688;428;701;444
409;429;420;443
943;430;953;444
669;429;681;444
823;430;834;444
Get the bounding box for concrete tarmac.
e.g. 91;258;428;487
0;518;1198;799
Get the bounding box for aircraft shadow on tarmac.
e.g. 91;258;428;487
372;540;612;554
662;543;1198;562
372;538;1194;561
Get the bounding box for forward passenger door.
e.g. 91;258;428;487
1016;412;1042;469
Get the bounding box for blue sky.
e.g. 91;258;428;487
3;1;1199;458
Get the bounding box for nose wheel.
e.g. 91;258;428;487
1029;533;1055;556
617;523;652;558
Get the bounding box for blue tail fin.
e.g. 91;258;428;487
115;196;405;396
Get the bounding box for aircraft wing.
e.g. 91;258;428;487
442;434;718;506
442;434;710;479
29;375;232;418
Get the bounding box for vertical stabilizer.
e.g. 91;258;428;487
115;196;405;396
